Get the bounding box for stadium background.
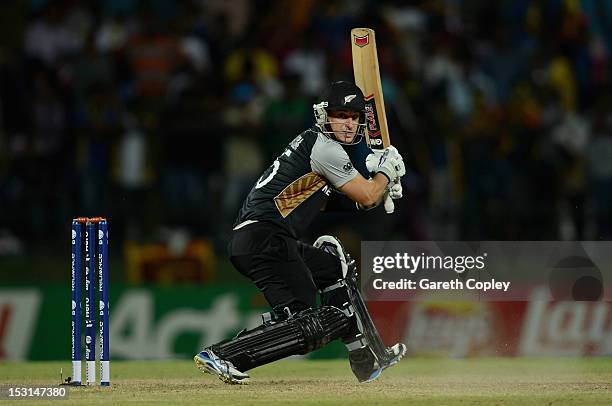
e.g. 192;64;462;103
1;0;612;362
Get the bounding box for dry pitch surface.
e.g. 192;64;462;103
2;358;612;405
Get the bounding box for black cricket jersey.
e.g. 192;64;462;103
234;127;360;238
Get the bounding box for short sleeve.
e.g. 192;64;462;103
310;135;359;188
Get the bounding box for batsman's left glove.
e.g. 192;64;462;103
365;146;405;183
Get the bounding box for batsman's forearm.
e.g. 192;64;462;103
358;173;389;209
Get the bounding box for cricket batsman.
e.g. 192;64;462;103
194;81;406;384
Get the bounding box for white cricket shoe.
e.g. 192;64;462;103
194;349;250;385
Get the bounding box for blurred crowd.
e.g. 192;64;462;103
1;0;612;257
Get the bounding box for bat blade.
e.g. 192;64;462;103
351;28;391;150
351;27;395;214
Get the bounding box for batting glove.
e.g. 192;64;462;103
365;147;405;183
388;181;403;200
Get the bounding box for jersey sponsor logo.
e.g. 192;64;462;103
289;135;304;150
274;172;328;218
370;139;383;146
344;94;357;104
343;162;353;172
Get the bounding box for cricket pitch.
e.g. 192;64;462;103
2;357;612;405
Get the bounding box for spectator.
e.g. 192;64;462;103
24;4;82;68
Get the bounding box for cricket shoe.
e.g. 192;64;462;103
349;343;406;383
194;349;250;385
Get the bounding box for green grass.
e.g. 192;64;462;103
2;358;612;405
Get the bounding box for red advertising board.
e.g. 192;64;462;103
369;287;612;357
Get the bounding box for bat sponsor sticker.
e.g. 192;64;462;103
364;94;382;147
353;34;369;47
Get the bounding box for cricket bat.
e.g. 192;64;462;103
351;27;395;214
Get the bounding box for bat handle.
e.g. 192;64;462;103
384;193;394;214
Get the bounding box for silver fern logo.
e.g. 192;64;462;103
344;94;357;104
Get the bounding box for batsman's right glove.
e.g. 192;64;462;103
388;181;403;200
